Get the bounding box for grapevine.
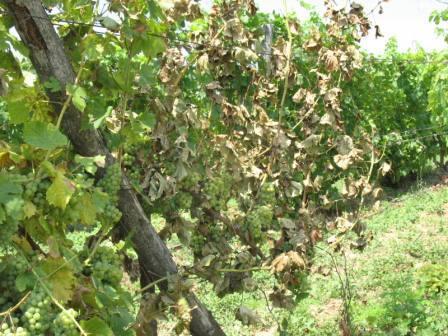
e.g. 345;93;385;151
53;309;79;336
244;205;274;241
97;163;122;202
81;245;123;287
1;0;443;334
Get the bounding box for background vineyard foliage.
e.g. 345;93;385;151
344;39;448;184
0;0;448;335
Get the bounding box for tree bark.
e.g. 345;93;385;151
2;1;225;335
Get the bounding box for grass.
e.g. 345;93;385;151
187;174;448;336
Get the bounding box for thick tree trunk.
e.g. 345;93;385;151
2;1;225;335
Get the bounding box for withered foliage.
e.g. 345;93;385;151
131;0;386;315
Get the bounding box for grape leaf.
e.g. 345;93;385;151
81;317;114;336
43;77;62;92
0;172;22;203
67;84;87;112
46;172;75;209
37;257;75;303
23;121;68;150
7;100;29;124
4;87;33;124
16;272;36;292
138;111;156;129
75;193;97;225
23;201;37;218
93;106;113;129
74;154;105;174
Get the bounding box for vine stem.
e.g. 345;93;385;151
216;266;270;273
258;287;281;333
136;276;169;294
0;292;31;317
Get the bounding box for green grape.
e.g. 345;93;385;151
245;205;273;241
31;179;51;208
0;212;18;249
52;309;79;336
175;192;193;209
204;174;232;210
127;169;141;187
182;172;201;189
82;246;123;287
97;164;123;225
103;204;122;224
23;180;38;199
259;183;276;205
21;288;55;335
190;233;206;254
122;153;135;166
0;255;28;310
97;163;122;202
0;324;30;336
208;226;221;241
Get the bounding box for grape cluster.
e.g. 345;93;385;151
174;192;193;209
104;204;122;224
21;289;55;335
122;153;135;166
53;309;79;336
204;174;232;210
31;179;51;208
86;246;123;287
97;164;123;225
23;179;37;200
190;232;206;254
259;183;276;205
97;163;122;202
0;322;29;336
244;205;273;241
127;169;141;186
0;256;27;311
0;214;19;249
181;172;201;189
0;174;40;246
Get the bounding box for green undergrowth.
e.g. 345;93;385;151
188;178;448;336
57;178;448;335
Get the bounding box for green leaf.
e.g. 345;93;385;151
92;190;109;212
7;100;29;124
67;84;87;112
75;193;97;225
0;172;22;203
23;201;37;218
16;272;36;292
74;155;106;174
0;207;6;223
44;77;62;92
41;160;58;177
138;111;156;129
5;198;24;220
37;257;75;303
99;16;120;31
80;317;114;336
23;121;68;150
93;106;113;129
46;173;75;209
